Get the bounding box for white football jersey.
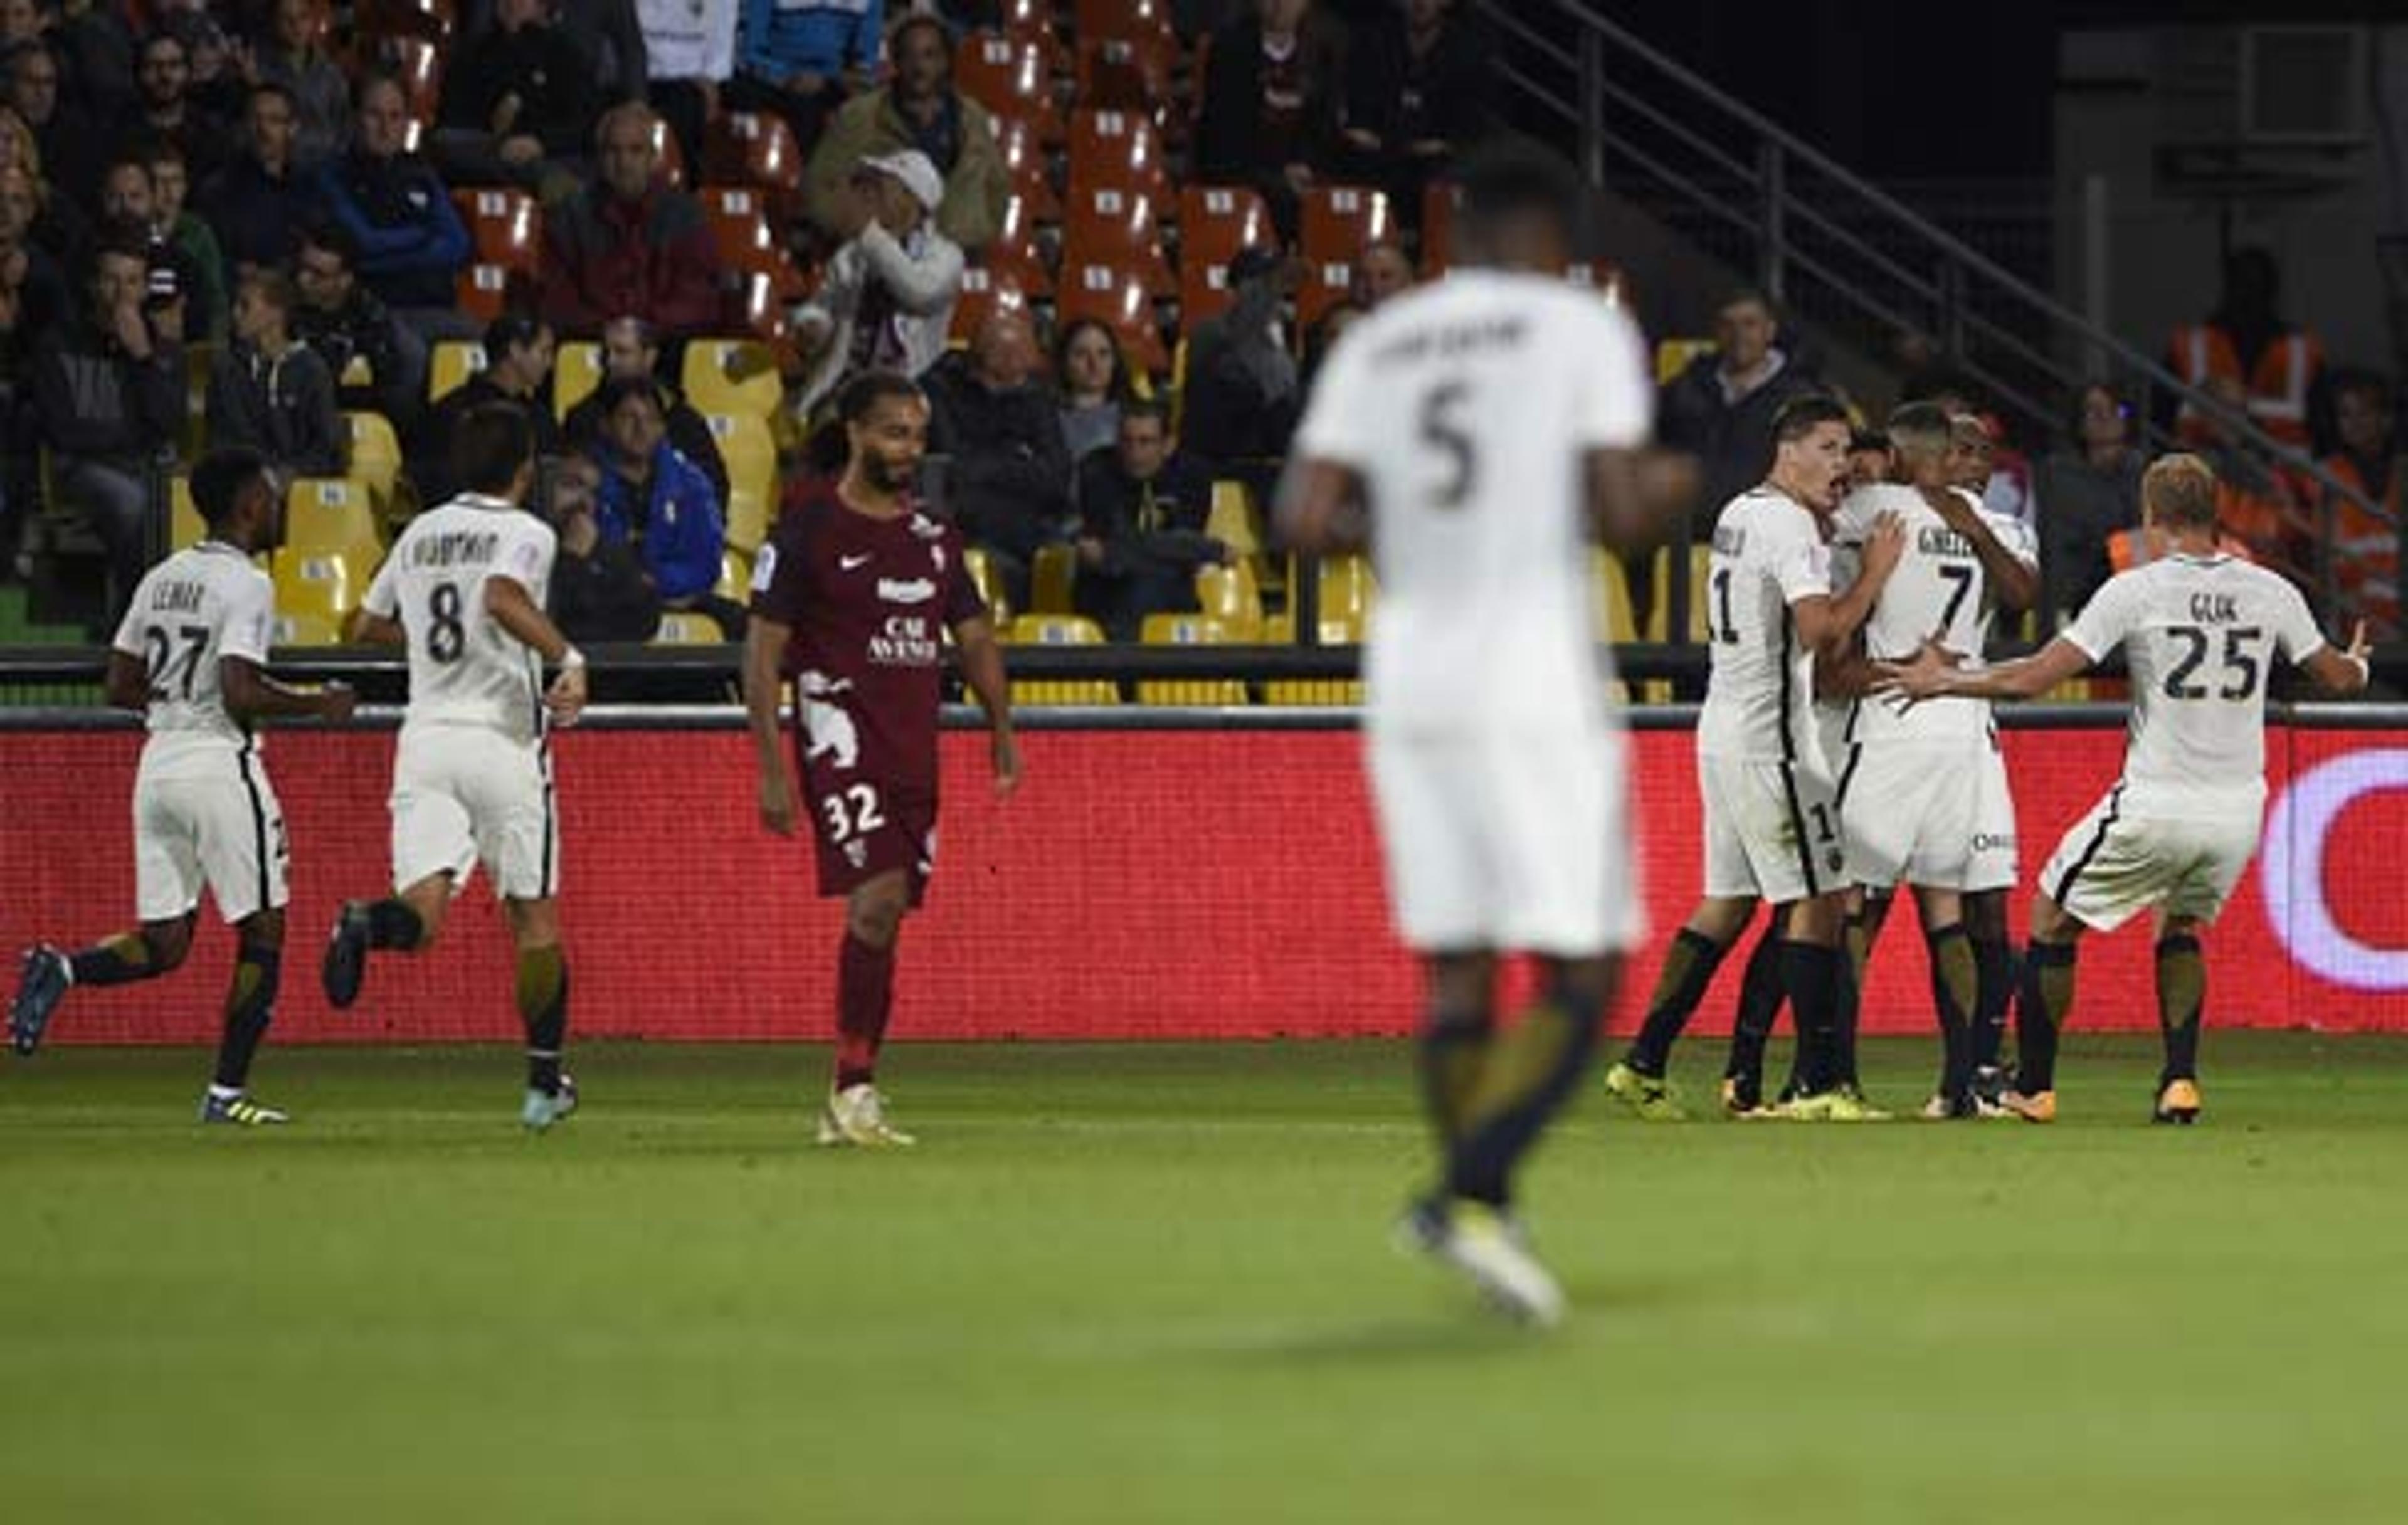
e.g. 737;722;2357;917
1696;487;1832;763
111;542;275;771
1292;268;1652;732
1834;483;2002;744
364;495;558;744
2064;552;2326;815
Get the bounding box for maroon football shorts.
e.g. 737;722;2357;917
803;773;939;907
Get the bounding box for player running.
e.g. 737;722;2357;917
1881;453;2370;1122
10;448;353;1121
1282;142;1681;1325
744;371;1019;1149
319;404;591;1131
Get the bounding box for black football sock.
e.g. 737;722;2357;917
1925;924;1977;1103
211;944;280;1092
1447;974;1605;1208
1626;927;1729;1077
2014;941;2078;1094
1832;909;1871;1089
68;931;161;986
1723;922;1785;1103
1419;1003;1496;1154
365;898;425;951
1779;939;1844;1095
1970;931;2015;1072
2155;934;2205;1084
515;945;568;1096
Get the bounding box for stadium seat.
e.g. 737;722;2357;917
552;342;603;420
1057;261;1168;372
1193;559;1262;638
1178;186;1274;282
725;482;771;554
1297;258;1356;332
653;609;727;644
963;546;1011;625
650;113;687;189
270;610;344;647
1420;181;1459;277
428;340;487;403
1075;0;1173;43
684;339;784;418
370;34;443;124
284;478;381;557
702;112;804;201
984;193;1055;297
1137;613;1248;707
955;33;1061;145
1203;478;1267;582
727;269;798;356
344;410;403;504
1655;337;1712;385
709;411;778;515
455;262;517;320
169;475;204;553
1005;613;1119;705
272;546;370;624
357;0;453;45
452;188;540;272
717;548;752;603
1299;185;1393;265
1062;186;1173;296
1075;35;1175;119
996;0;1055;35
1067;110;1170;202
988;113;1061;223
949;268;1034;346
1029;542;1077;614
1592;549;1640;645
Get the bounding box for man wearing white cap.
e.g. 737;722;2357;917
793;147;964;418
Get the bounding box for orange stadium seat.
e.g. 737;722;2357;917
702;112;804;199
371;34;443;125
650;114;687;189
1075;35;1175;119
988;114;1061;222
955;33;1061;145
1075;0;1173;43
1062;186;1173;297
1057;261;1168;373
984;193;1054;295
702;189;805;298
356;0;453;46
1299;184;1393;265
1067;110;1170;203
452;188;540;272
455;262;519;320
949;267;1033;345
1297;258;1356;332
1420;181;1459;277
1178;186;1274;280
996;0;1054;35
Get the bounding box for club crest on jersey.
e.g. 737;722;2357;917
879;578;937;606
909;514;943;541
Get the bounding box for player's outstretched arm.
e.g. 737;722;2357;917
1878;634;2093;703
1274;458;1367;556
952;613;1022;798
2300;621;2374;697
483;575;586;726
221;658;356;725
1795;511;1906;657
103;651;150;712
743;613;801;835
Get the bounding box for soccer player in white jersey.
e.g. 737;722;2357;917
1280;144;1675;1326
1882;453;2370;1123
319;404;592;1131
9;448;356;1122
1606;394;1904;1122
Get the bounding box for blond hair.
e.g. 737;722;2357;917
2143;453;2220;533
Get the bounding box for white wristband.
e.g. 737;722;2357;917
558;647;586;672
2348;653;2370;689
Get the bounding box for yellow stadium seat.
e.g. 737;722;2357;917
1684;544;1711;645
717;548;753;603
708;411;778;512
1259;602;1365;705
963;546;1011;625
1193;558;1262;637
1205;478;1265;565
284;478;381;556
1030;542;1078;614
653;609;728;644
1005;613;1118;705
430;340;488;402
272;547;369;622
344;411;402;504
554;341;604;420
683;338;784;418
1313;553;1376;643
1137;612;1247;705
170;476;205;552
341;354;374;389
1592;549;1640;644
1655;337;1713;385
270;611;344;646
725;481;773;554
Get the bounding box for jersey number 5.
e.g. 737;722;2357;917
1418;381;1477;510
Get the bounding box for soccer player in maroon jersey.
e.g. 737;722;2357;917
743;371;1021;1146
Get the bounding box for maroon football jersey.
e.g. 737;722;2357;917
749;481;986;800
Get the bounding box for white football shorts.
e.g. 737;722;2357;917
1699;751;1846;905
1842;736;1985;891
2040;784;2260;932
133;749;290;925
391;724;559;901
1961;731;2020;894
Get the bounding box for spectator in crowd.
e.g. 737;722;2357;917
639;0;739;171
0;0;36;51
459;0;651;105
150;0;245;124
206;265;342;477
539;102;719;340
1657;286;1822;529
2031;381;2143;628
240;0;350;169
315;71;472;326
1;157;70;569
1194;0;1344;240
805;13;1005;252
435;0;603;199
1336;0;1493;223
31;235;183;616
1351;239;1414;309
588;373;740;633
1180;245;1300;473
792;147;961;416
564;312;728;501
4;40;99;219
291;217;426;425
1072;398;1223;640
2163;246;2323;453
2190;371;2303;569
546;446;662;642
1053;315;1129;465
119;31;231;187
409;308;561;504
2321;368;2401;639
924;306;1070;609
45;1;134;124
1299;293;1361;394
97;150;218;340
726;0;881;156
198;82;313;276
1910;373;2032;525
140;137;227;342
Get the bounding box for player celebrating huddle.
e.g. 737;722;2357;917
1883;453;2370;1122
744;371;1020;1149
320;404;590;1131
10;448;354;1122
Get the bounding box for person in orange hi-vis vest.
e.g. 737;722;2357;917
2163;247;2324;451
2320;369;2402;639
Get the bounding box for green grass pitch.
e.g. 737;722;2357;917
4;1034;2407;1523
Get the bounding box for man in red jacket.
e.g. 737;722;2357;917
539;103;721;341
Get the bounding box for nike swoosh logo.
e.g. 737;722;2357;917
840;554;872;570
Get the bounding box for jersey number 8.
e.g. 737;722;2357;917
428;582;466;663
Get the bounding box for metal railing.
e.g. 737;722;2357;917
1476;0;2398;625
